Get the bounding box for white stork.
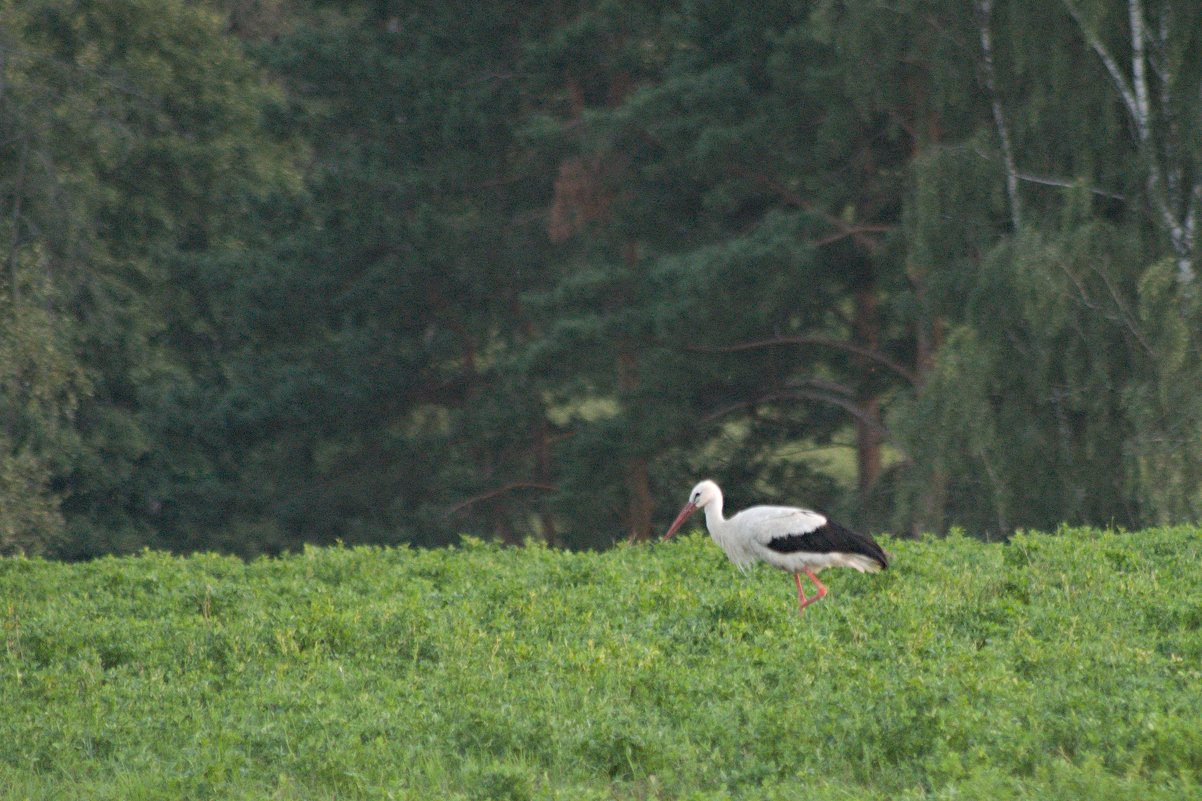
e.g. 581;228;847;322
663;479;888;614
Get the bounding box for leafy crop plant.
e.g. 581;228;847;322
1;528;1200;799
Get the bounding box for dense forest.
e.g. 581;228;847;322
2;0;1200;558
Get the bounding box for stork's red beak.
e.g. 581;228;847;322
663;502;697;540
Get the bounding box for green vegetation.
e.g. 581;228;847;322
3;528;1200;799
4;1;1202;557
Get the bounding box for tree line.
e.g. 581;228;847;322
2;0;1200;557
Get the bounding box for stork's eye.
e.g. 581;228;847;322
692;492;700;502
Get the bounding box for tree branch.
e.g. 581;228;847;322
446;482;557;516
685;335;918;385
729;167;891;252
814;225;893;248
700;385;893;439
1015;170;1126;201
1062;1;1141;130
1090;261;1156;358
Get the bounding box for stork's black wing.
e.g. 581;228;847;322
765;520;889;568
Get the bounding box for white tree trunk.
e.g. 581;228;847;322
1064;0;1200;283
975;0;1022;231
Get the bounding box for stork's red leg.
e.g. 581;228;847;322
793;570;822;613
793;572;809;613
800;567;829;607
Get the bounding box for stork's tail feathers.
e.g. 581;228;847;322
858;538;890;572
823;520;889;572
845;552;887;573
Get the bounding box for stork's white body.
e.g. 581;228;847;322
700;500;884;574
664;480;888;614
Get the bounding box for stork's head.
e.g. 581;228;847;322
663;480;721;540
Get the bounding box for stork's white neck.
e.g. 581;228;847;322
702;493;727;536
700;490;755;569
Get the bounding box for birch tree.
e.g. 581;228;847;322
1064;0;1202;283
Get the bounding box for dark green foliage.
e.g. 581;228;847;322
175;0;572;550
4;0;1202;554
2;529;1201;799
0;0;296;556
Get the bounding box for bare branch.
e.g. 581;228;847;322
685;335;918;385
814;225;892;248
1062;0;1141;131
445;482;557;517
972;142;1126;200
793;376;856;397
729;167;891;253
701;386;892;438
1090;261;1157;358
1015;170;1126;201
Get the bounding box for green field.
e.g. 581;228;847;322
2;529;1201;800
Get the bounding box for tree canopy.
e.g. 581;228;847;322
2;0;1201;556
